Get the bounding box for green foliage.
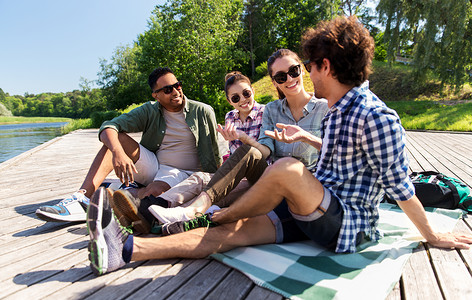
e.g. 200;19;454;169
255;61;268;79
374;32;388;62
97;45;149;109
90;110;121;128
139;0;246;106
62;118;93;134
238;0;342;77
377;0;472;88
0;89;107;118
0;102;12;116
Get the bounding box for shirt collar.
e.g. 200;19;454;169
331;81;369;113
281;96;317;117
235;102;261;121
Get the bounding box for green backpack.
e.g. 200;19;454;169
408;171;472;212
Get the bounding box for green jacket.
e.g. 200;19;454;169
99;97;222;173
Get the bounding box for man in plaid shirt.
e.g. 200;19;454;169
208;16;472;252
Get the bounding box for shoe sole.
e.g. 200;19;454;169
87;187;112;276
112;190;151;233
35;209;86;222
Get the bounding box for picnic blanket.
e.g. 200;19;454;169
211;203;464;300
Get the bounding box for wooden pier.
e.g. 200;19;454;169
0;129;471;299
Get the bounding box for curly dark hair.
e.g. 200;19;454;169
302;16;374;87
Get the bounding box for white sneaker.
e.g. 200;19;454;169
148;205;195;224
36;190;90;222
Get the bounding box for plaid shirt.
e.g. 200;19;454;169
315;82;415;253
225;102;265;155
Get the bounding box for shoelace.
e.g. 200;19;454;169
184;213;214;231
58;189;87;206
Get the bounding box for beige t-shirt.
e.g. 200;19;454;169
156;108;201;171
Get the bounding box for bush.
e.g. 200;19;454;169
369;61;442;101
90;110;121;128
0;102;12;116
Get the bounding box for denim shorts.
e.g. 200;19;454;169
267;187;344;251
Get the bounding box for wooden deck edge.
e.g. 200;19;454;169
406;129;472;135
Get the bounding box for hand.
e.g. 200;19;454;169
264;123;307;144
217;123;246;142
112;151;138;186
137;181;171;199
427;232;472;249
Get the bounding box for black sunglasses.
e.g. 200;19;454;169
272;64;301;84
230;89;252;103
153;81;182;94
304;60;312;73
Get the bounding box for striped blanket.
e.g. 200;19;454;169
211;203;464;300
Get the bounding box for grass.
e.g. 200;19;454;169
62;118;93;134
386;101;472;132
0;116;71;125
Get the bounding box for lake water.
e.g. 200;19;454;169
0;122;68;163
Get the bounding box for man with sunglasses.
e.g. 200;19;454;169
36;67;222;224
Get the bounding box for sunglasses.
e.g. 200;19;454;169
272;64;301;84
230;89;252;103
153;81;182;94
304;60;312;73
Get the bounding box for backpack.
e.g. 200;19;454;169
385;171;472;212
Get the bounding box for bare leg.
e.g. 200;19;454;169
80;133;141;198
132;214;275;260
213;157;325;224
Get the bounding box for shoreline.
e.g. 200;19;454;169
0;116;72;125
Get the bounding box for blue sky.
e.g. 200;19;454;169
0;0;165;96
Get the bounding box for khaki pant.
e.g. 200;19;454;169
159;145;267;208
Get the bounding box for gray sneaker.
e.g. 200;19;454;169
87;187;132;276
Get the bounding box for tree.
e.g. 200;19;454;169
377;0;472;88
0;102;12;117
238;0;343;78
136;0;246;108
97;44;146;109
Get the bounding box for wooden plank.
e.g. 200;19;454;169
409;132;472;187
0;223;86;253
0;249;89;298
385;281;401;300
205;269;255;300
0;235;88;283
404;132;436;171
401;243;443;300
166;260;232;299
0;227;86;267
44;261;148;299
124;259;211;299
83;259;180;300
428;245;472;299
245;285;284;300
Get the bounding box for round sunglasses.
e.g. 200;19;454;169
230;89;252;103
271;64;301;84
153;81;182;94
